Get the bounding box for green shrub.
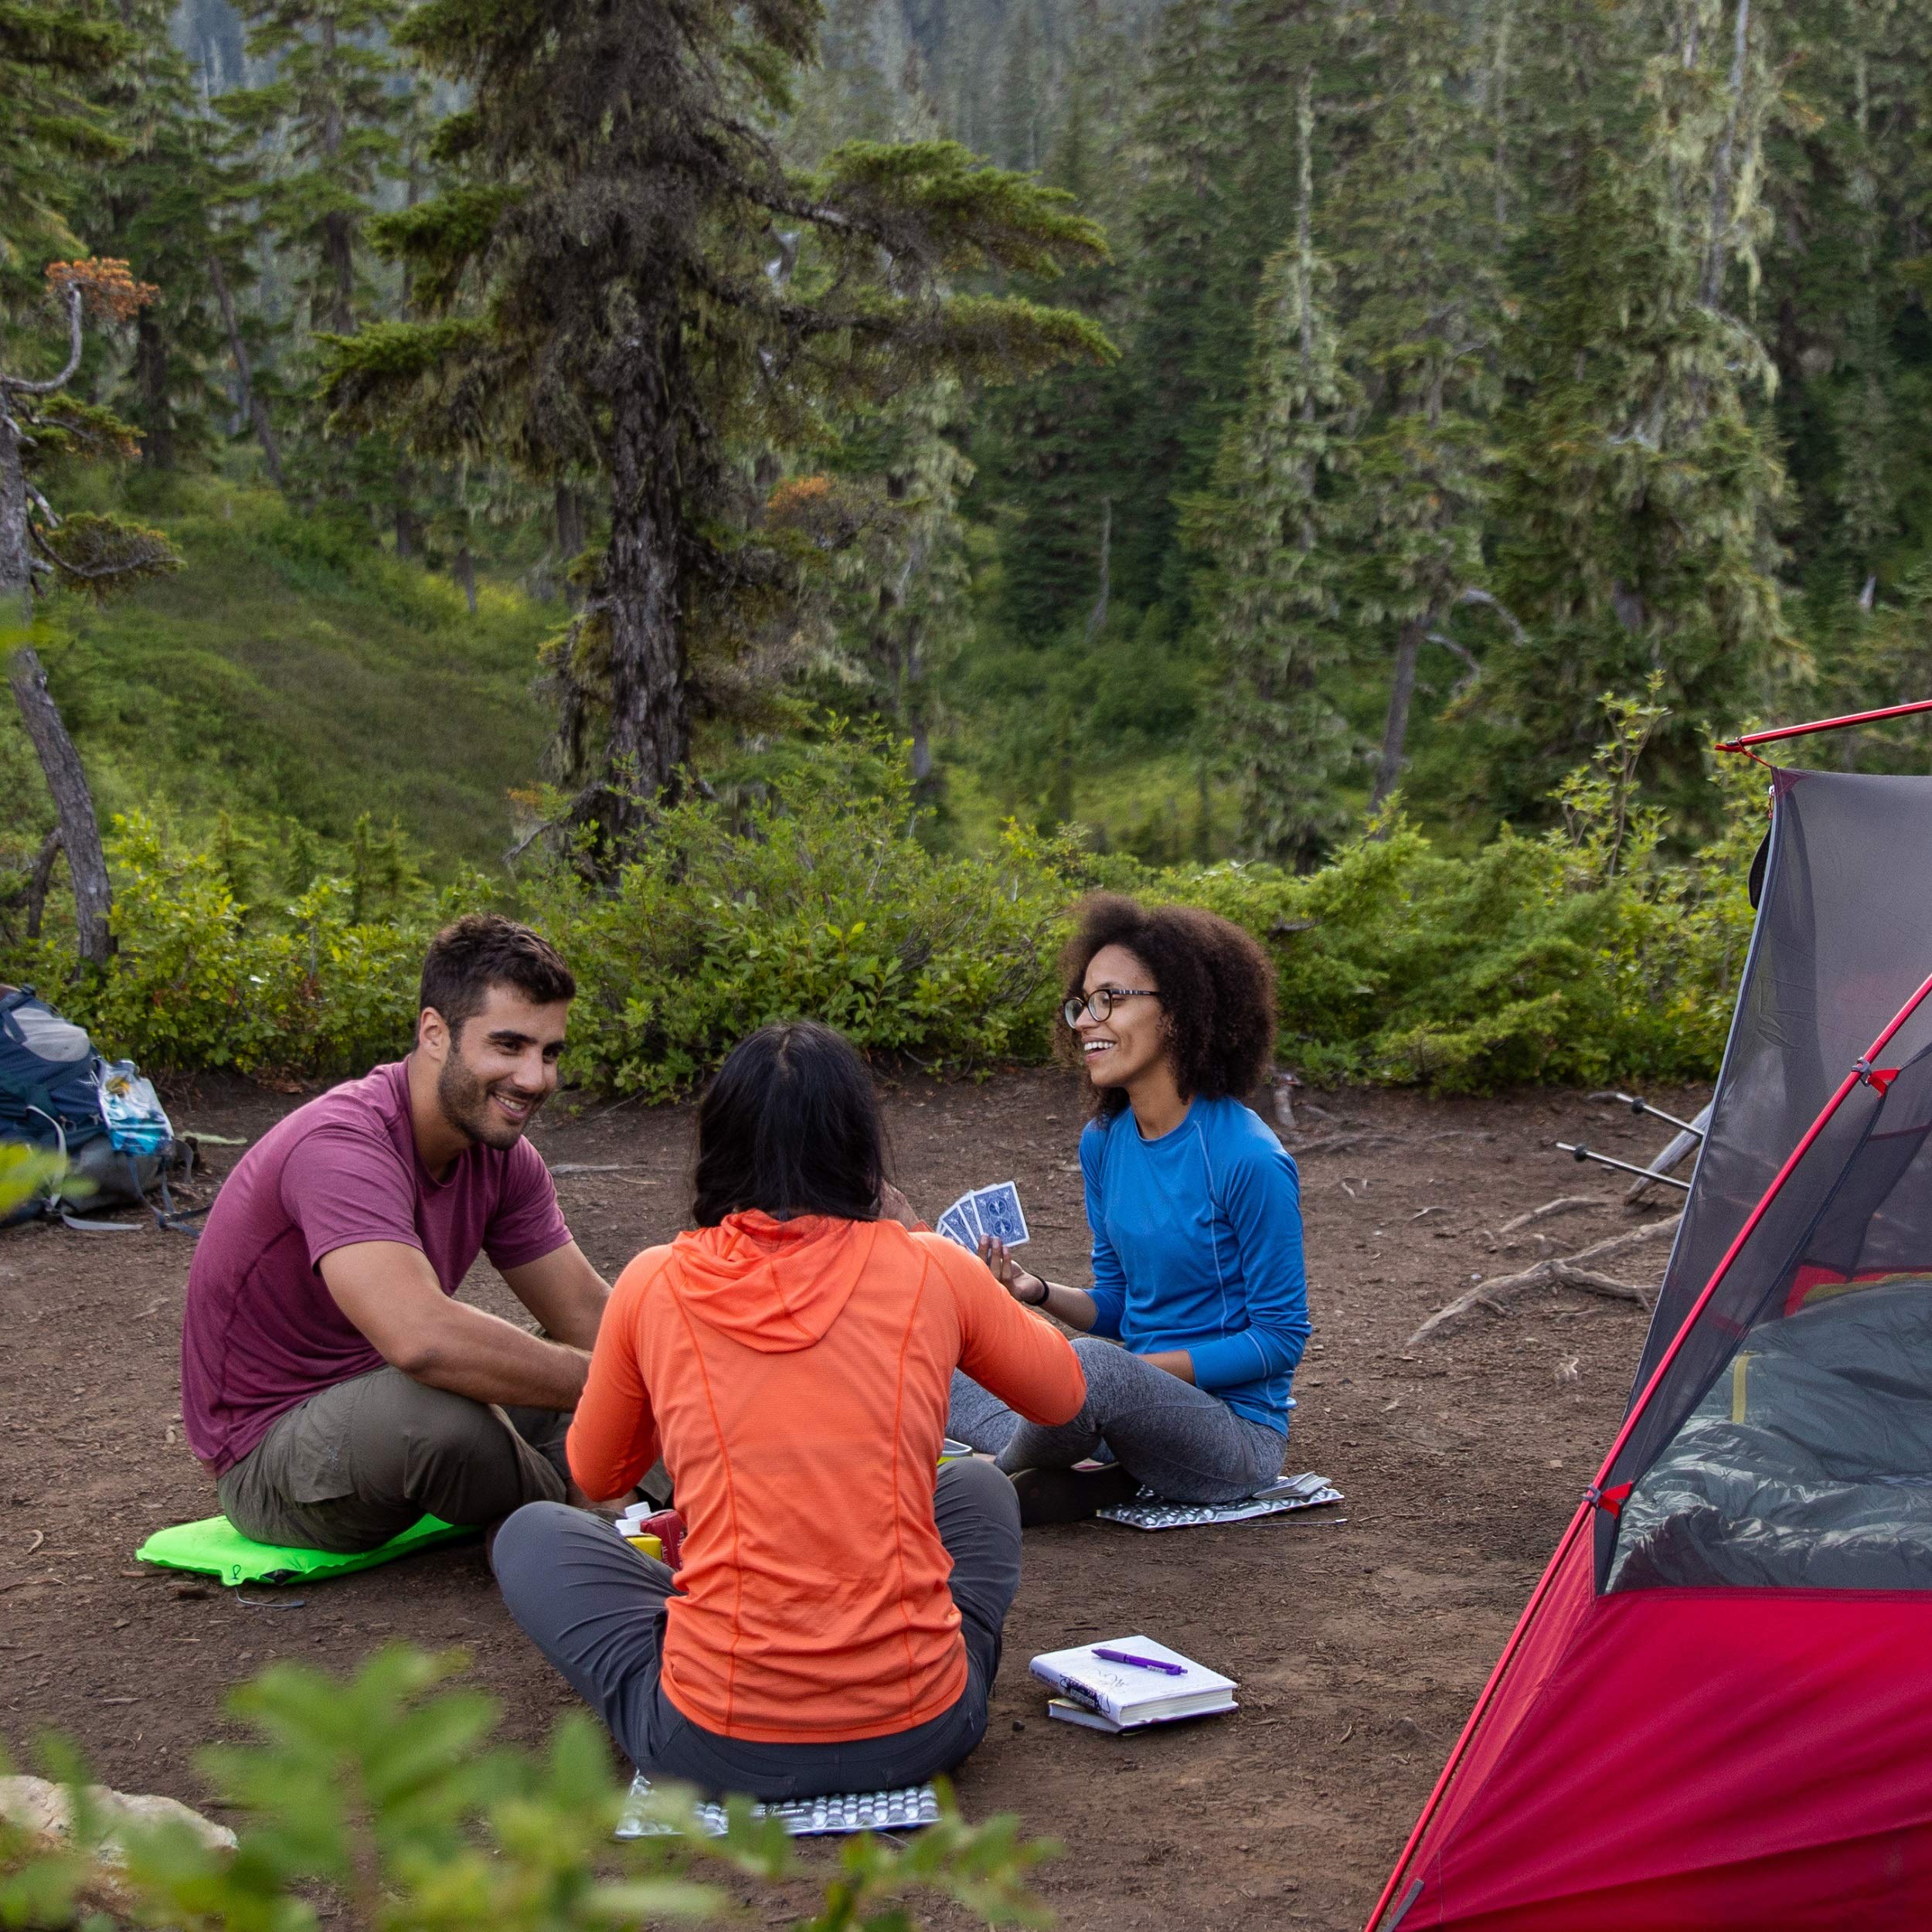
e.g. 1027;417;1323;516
529;743;1085;1100
1128;688;1760;1090
2;699;1759;1097
8;814;463;1080
0;1645;1054;1932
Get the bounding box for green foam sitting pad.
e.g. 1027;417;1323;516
136;1512;475;1587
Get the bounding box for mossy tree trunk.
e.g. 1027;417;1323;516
5;650;114;966
0;283;141;969
590;349;692;845
2;404;113;964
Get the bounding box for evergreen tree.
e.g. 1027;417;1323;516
992;0;1047;170
1196;69;1358;866
1494;0;1643;311
219;0;406;338
92;0;230;472
2;9;160;962
976;0;1138;648
1759;0;1932;594
801;383;975;794
1489;0;1793;812
1220;0;1369;295
202;171;291;488
1332;0;1502;807
321;0;1112;854
0;0;125;295
788;0;910;160
1110;0;1247;619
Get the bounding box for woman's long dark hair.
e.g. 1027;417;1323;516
1059;893;1277;1120
691;1020;886;1226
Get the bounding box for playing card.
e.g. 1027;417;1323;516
971;1181;1029;1247
937;1202;979;1250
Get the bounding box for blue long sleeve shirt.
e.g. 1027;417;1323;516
1080;1094;1311;1433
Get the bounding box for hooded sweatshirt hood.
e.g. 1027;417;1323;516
665;1210;881;1352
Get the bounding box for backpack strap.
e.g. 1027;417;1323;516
134;1145;212;1239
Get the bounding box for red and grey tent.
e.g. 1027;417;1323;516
1367;703;1932;1931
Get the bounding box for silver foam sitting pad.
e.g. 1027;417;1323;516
615;1771;943;1839
1097;1470;1343;1531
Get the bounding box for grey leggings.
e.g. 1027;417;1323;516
948;1335;1286;1505
492;1457;1021;1801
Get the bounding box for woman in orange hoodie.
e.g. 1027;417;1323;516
492;1020;1087;1799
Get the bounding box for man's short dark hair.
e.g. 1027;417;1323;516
419;914;576;1039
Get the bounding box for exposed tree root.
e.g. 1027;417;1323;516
1293;1130;1397;1155
1489;1196;1611;1240
1410;1213;1683;1345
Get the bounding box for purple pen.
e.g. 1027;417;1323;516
1093;1646;1185;1676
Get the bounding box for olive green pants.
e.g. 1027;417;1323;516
216;1365;571;1553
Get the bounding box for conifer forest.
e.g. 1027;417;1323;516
3;0;1931;1083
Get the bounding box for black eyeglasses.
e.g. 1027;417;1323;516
1062;987;1159;1028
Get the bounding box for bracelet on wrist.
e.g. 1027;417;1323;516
1027;1275;1049;1307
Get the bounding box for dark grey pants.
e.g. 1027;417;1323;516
948;1334;1286;1504
217;1365;570;1553
492;1456;1022;1801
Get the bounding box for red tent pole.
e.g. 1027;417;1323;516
1716;696;1932;753
1362;965;1932;1932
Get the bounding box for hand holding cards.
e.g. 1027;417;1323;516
936;1181;1030;1252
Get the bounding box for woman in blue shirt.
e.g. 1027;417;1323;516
949;893;1311;1525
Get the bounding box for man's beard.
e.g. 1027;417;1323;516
437;1048;544;1151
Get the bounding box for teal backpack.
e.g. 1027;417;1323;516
0;985;198;1232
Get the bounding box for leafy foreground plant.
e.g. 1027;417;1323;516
0;1647;1053;1932
0;1147;65;1222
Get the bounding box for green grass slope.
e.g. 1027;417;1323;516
34;478;557;874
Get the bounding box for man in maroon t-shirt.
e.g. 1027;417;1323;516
182;914;613;1552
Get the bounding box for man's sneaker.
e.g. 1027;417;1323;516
1009;1461;1141;1527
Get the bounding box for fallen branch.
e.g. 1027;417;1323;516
1409;1213;1682;1344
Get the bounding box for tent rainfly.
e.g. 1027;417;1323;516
1369;706;1932;1930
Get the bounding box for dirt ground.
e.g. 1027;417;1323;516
0;1070;1706;1931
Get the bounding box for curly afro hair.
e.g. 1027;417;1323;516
1059;893;1277;1118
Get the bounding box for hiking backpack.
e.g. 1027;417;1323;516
0;985;194;1231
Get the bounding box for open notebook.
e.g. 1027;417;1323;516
1029;1634;1236;1731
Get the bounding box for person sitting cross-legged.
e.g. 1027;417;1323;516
492;1019;1085;1801
180;913;611;1553
948;893;1311;1526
